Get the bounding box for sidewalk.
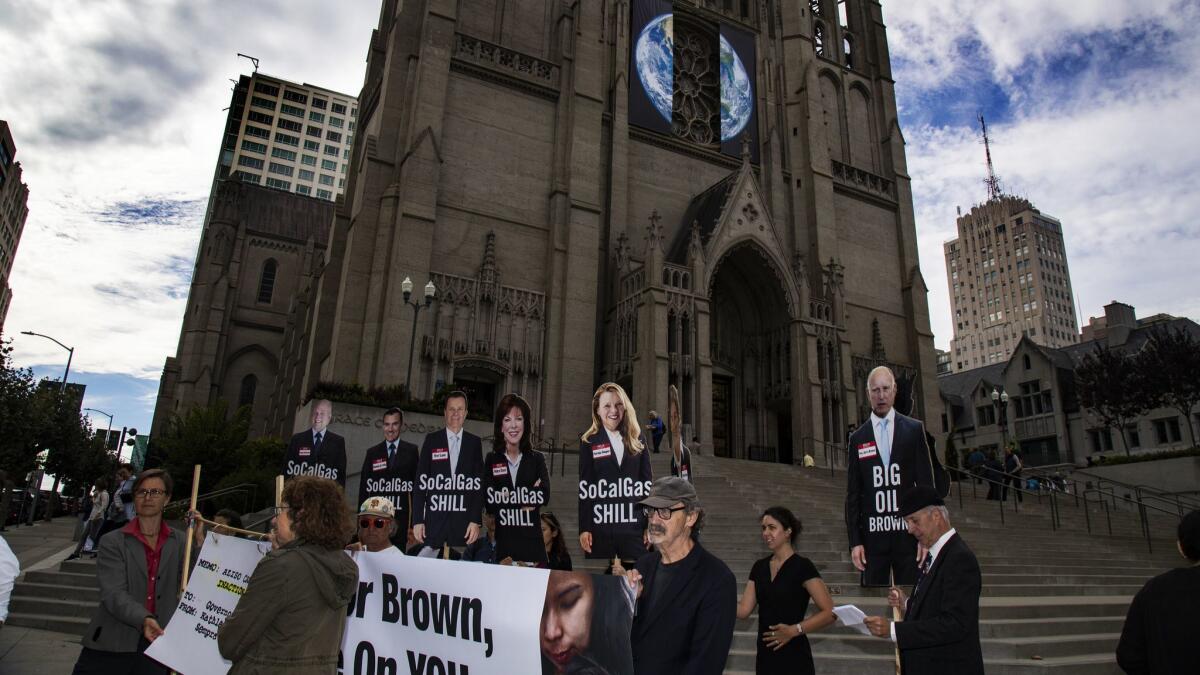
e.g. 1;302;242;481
0;517;84;673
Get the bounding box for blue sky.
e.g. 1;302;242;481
2;0;1197;442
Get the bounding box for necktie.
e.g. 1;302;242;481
878;419;891;466
387;442;396;469
449;433;460;474
912;555;933;598
314;431;324;450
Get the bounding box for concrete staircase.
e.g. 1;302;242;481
11;450;1181;675
544;449;1180;674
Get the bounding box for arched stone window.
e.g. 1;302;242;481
238;373;257;409
814;22;827;58
257;258;278;304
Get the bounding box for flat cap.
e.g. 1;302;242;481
637;476;699;509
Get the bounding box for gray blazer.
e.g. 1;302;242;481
82;523;186;652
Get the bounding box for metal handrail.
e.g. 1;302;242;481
800;436;846;477
165;483;259;515
945;465;1053;529
1072;469;1200;516
1079;486;1180;553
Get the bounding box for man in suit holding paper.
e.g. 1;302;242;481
845;366;947;586
412;391;484;554
863;486;984;675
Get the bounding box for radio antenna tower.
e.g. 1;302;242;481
978;112;1003;200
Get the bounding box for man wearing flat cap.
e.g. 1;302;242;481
621;477;736;675
863;486;984;674
349;496;403;554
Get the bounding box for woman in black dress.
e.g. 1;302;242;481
485;393;550;564
736;506;836;675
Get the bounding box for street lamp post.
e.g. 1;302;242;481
402;277;436;400
83;408;114;451
20;331;74;394
991;387;1010;448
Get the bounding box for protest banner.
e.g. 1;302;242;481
146;532;269;674
147;542;634;675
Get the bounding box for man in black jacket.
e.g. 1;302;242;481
846;366;944;586
864;486;984;675
412;391;484;553
282;399;347;487
357;407;418;547
622;477;735;675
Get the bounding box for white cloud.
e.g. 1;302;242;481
0;0;378;375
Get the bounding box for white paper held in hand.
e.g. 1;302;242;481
833;604;873;635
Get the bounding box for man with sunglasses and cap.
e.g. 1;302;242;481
348;496;402;554
619;477;736;675
863;485;984;675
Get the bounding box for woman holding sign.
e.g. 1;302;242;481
578;382;653;569
217;476;358;673
485;393;550;564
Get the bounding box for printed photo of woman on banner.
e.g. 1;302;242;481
541;571;635;675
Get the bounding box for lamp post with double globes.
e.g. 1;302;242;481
402;276;436;400
991;386;1010;448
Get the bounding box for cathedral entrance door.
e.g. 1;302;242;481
712;376;732;457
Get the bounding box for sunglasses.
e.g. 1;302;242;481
359;517;390;529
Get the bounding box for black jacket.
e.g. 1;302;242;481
577;431;652;560
412;428;484;548
357;438;418;531
632;543;737;675
1116;566;1200;675
484;449;550;564
670;444;694;482
845;411;940;549
896;532;984;675
282;428;347;487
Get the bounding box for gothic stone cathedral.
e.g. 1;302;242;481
161;0;942;465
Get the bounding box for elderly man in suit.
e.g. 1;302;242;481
864;486;984;675
846;366;945;587
412;391;484;554
281;399;347;487
621;477;736;675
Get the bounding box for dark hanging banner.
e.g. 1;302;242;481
629;0;675;137
719;21;759;162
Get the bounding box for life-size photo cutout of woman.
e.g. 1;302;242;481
540;570;635;675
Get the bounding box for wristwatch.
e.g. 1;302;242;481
795;623;804;635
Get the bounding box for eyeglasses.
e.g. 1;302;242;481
134;489;167;499
271;505;292;516
359;517;390;529
642;505;687;520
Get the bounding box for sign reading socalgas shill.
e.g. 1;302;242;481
148;538;634;675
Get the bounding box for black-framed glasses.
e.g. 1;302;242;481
642;505;687;520
359;517;389;529
134;489;167;499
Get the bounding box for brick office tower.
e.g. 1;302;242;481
0;121;30;333
943;197;1080;373
264;0;943;464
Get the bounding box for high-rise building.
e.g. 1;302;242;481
943;195;1080;372
0;121;30;333
213;72;357;202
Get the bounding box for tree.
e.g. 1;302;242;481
35;387;97;504
0;339;39;482
155;400;252;500
1140;326;1200;448
1075;346;1152;456
212;436;286;514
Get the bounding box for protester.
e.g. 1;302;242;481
983;452;1004;500
464;511;500;563
412;391;485;555
540;570;635;674
191;507;248;548
281;399;347;487
112;464;137;523
68;477;110;560
1116;509;1200;674
736;507;835;675
356;406;417;548
541;512;572;571
863;486;984;674
965;448;986;483
347;496;402;554
485;393;550;564
666;386;692;482
217;475;358;673
578;382;652;569
0;534;18;627
70;469;184;675
622;477;735;675
845;365;946;587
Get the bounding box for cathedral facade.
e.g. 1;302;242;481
256;0;941;463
